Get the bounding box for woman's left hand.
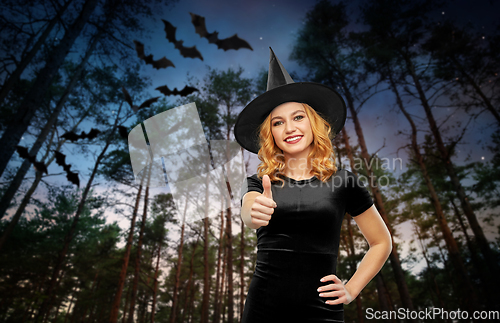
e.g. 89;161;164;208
317;274;354;305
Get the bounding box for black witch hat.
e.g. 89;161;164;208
234;47;347;154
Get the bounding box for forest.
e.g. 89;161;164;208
0;0;499;322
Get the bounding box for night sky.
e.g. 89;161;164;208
134;0;499;175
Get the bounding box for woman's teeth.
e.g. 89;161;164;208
285;136;302;142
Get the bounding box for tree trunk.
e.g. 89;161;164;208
180;236;200;323
35;101;124;323
432;226;459;296
0;0;100;178
140;289;150;323
413;222;447;312
225;206;234;323
403;54;499;279
127;169;152;323
88;277;101;323
200;160;211;323
169;196;189;323
201;216;210;323
449;197;495;309
338;77;416;314
212;210;225;323
450;55;500;124
150;239;162;323
217;241;228;323
0;0;72;104
80;271;99;322
121;287;131;323
375;273;397;323
375;273;390;311
239;220;245;323
63;290;76;323
188;283;198;323
0;162;44;252
109;164;147;323
388;72;480;310
221;270;227;323
449;197;480;267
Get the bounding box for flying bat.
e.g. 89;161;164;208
61;128;101;142
162;19;204;61
133;40;175;70
122;87;160;113
189;13;253;51
117;125;128;139
53;150;79;188
16;145;48;175
155;85;199;97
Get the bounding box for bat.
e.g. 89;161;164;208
155;85;199;97
53;150;79;188
16;145;48;175
61;128;101;142
133;40;175;69
189;13;253;51
161;19;204;61
117;125;128;139
122;87;160;113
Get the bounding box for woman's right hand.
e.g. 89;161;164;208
250;175;277;227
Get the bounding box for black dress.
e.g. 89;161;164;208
240;169;374;323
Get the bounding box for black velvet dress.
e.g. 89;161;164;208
240;169;374;323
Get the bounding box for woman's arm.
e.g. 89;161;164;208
318;204;392;304
344;204;392;299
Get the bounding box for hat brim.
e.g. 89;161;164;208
234;82;347;154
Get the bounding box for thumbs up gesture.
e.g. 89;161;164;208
250;175;277;227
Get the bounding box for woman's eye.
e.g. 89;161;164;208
295;115;304;121
273;121;283;126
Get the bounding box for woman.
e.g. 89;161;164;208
234;48;392;323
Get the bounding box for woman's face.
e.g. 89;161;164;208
270;102;314;158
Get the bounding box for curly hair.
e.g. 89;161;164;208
256;102;338;187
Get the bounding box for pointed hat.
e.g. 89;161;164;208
234;47;347;154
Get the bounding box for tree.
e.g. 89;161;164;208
353;21;482;309
358;0;499;281
290;0;416;314
0;0;73;105
423;20;500;124
0;0;100;177
200;66;253;323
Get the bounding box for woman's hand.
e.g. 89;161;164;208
250;175;277;227
318;274;354;305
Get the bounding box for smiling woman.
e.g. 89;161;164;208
234;48;392;323
271;103;314;157
257;101;337;186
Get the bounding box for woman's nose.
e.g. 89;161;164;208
285;121;296;133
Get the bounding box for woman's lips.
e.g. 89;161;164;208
284;135;303;144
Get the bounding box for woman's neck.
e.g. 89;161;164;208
283;152;314;180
